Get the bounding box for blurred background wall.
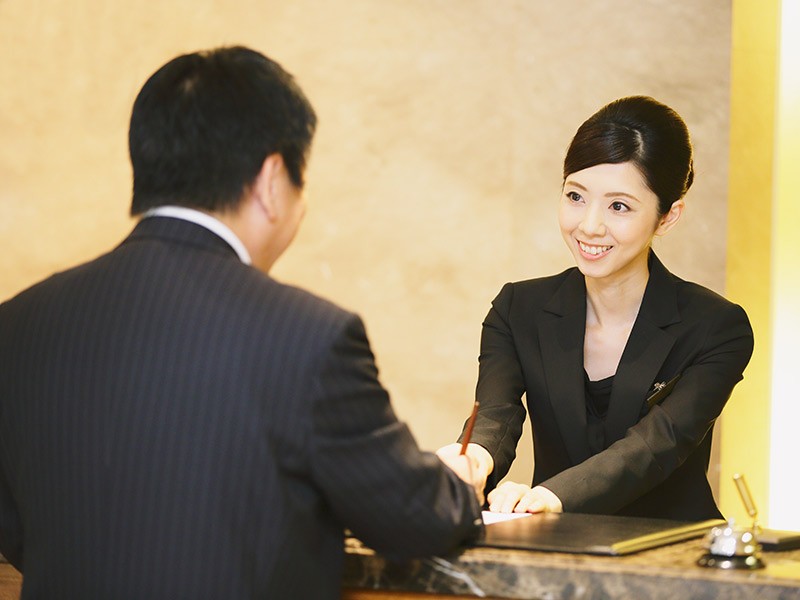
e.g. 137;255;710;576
0;1;733;488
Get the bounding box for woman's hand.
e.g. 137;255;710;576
487;482;563;514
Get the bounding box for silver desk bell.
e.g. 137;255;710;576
697;473;765;570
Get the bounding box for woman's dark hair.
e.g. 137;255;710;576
129;46;317;215
563;96;693;215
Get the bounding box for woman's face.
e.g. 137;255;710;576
558;161;679;285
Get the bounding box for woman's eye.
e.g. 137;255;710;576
566;191;582;202
610;201;630;212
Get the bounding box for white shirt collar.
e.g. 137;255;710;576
142;205;252;265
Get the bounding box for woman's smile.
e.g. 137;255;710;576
577;241;613;258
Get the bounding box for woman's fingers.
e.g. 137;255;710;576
513;490;545;513
487;481;530;513
515;486;564;514
488;484;564;514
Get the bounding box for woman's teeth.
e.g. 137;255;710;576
579;242;611;255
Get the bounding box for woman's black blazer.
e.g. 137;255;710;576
466;252;754;521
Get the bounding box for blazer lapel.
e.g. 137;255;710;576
538;270;592;465
605;253;681;445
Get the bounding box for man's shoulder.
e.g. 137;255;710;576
225;270;363;348
0;261;90;314
260;276;355;325
1;251;358;341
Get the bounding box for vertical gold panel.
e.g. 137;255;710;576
721;0;779;524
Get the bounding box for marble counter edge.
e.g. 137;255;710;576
343;538;800;599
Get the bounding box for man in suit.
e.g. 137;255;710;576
0;46;484;599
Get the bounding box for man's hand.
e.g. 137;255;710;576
487;482;563;514
436;443;493;506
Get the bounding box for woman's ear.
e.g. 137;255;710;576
655;199;685;236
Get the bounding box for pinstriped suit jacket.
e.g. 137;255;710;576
0;216;481;599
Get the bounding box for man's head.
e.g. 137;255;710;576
129;46;317;216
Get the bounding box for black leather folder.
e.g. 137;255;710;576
475;512;724;556
759;528;800;551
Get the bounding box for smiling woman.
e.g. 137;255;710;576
438;96;755;522
559;161;680;298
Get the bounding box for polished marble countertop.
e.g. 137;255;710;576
343;534;800;599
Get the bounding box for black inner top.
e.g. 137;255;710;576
585;371;614;454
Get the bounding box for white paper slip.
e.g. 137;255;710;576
481;510;533;525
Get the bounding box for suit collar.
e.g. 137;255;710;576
543;252;680;324
637;252;681;328
538;251;681;463
543;267;586;318
124;216;243;262
142;206;251;264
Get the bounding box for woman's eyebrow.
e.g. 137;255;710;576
604;191;641;203
564;180;587;191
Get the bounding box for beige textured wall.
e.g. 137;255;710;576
0;1;731;485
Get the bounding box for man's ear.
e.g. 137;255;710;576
252;153;285;223
655;199;684;236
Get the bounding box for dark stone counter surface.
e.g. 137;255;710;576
343;536;800;599
4;534;800;599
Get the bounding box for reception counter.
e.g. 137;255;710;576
3;535;800;599
342;535;800;599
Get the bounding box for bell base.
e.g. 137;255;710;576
697;552;765;570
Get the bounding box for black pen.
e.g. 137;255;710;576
460;401;480;455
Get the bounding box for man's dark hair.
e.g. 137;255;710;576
129;46;317;215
